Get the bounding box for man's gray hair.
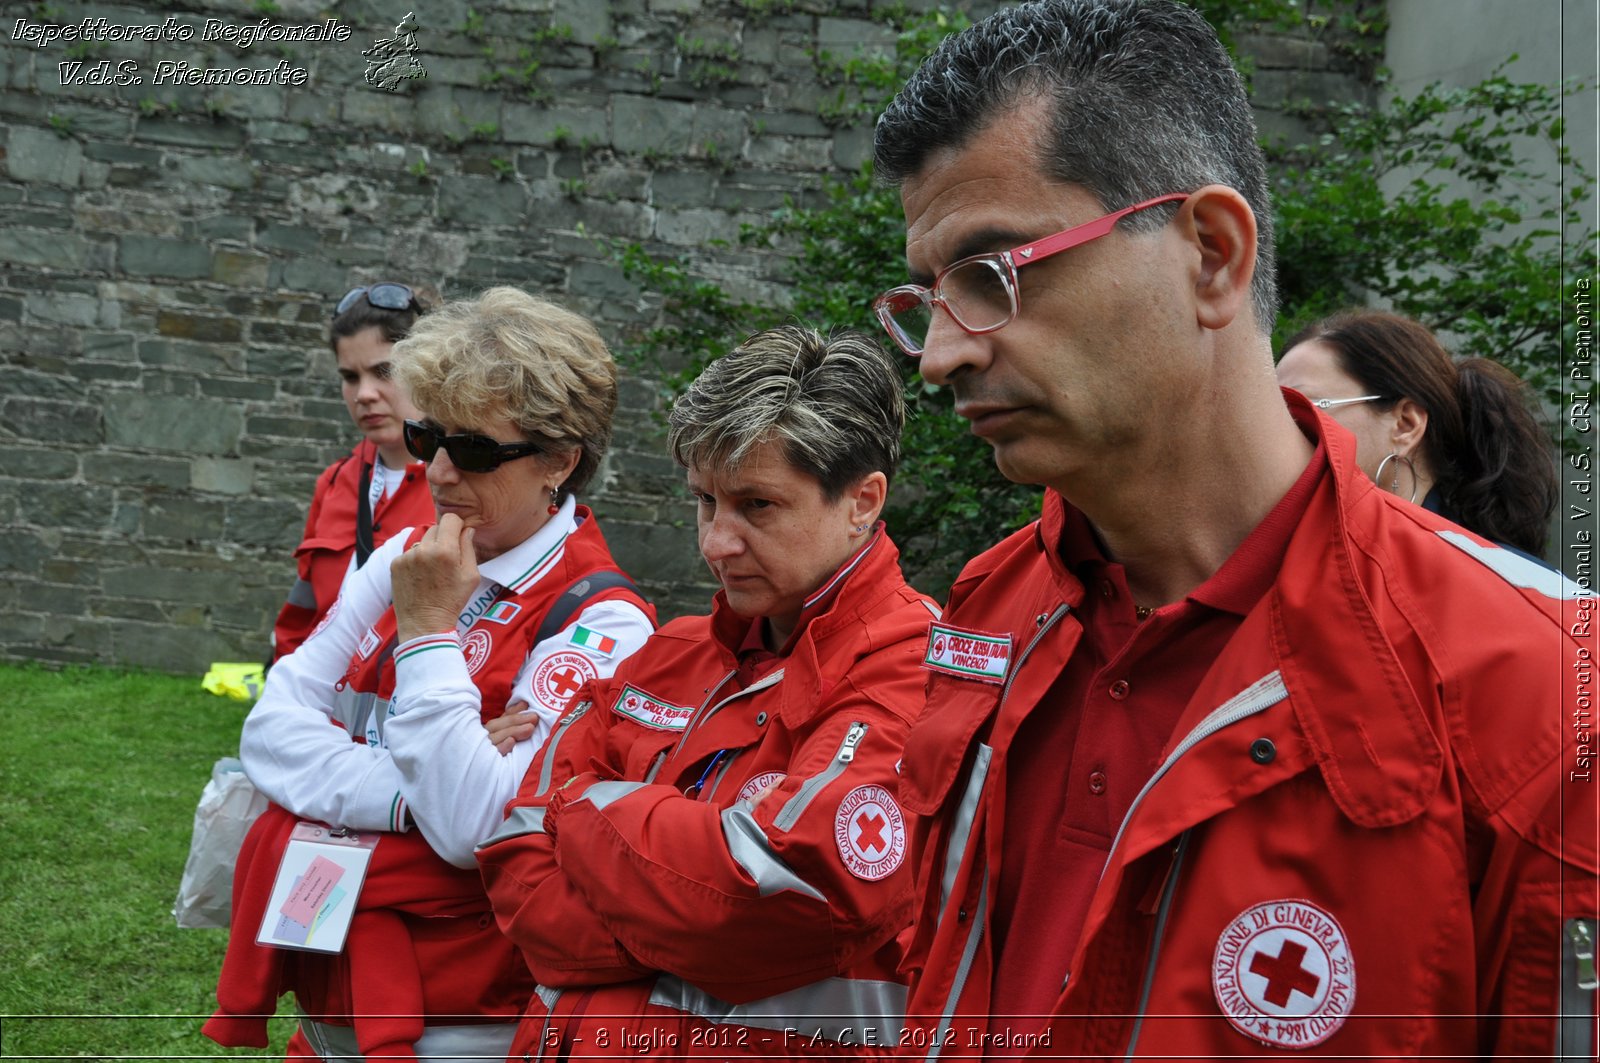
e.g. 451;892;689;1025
668;325;905;498
874;0;1277;331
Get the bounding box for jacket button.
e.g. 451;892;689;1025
1087;770;1107;795
1108;679;1130;700
1035;612;1048;626
957;908;968;922
1249;737;1277;764
754;711;768;726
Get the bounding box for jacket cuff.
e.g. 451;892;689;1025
390;631;472;707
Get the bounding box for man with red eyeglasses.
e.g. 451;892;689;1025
871;1;1596;1058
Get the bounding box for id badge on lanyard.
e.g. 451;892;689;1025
255;821;378;954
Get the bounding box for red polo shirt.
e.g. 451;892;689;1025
988;441;1328;1041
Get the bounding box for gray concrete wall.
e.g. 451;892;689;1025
1;0;949;671
1386;0;1596;237
1385;0;1599;576
0;1;1372;673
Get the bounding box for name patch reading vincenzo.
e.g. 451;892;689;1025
923;622;1012;684
611;684;694;731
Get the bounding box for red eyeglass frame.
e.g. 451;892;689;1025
873;193;1191;355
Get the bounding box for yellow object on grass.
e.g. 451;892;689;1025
202;662;265;701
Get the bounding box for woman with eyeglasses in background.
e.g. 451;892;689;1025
1276;308;1558;564
207;287;655;1062
269;282;440;662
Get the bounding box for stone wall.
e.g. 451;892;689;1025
0;0;1368;673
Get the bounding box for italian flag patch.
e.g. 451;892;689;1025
483;601;522;625
570;624;618;657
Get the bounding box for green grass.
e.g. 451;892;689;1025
0;664;295;1058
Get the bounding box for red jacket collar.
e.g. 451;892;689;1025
915;391;1444;828
1269;388;1444;827
705;528;916;728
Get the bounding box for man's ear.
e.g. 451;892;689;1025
1180;185;1258;332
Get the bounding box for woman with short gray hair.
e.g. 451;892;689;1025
479;324;938;1059
669;324;904;501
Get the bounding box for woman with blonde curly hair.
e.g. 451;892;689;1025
207;287;654;1062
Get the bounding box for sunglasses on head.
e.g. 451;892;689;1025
403;420;544;474
334;282;418;317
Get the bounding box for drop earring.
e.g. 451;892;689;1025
548;487;560;516
1373;453;1417;505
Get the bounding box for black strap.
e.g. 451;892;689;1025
533;570;643;646
354;461;376;569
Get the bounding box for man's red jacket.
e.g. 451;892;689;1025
898;393;1598;1059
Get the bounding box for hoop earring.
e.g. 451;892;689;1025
547;487;560;516
1373;452;1418;505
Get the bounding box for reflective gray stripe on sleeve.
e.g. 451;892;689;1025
1560;918;1598;1060
720;805;825;901
1437;529;1592;600
535;700;592;796
926;872;988;1063
329;686;387;741
474;804;547;851
298;1016;519;1062
938;743;992;919
530;986;560;1063
773;722;868;831
286;577;317;609
648;973;907;1044
576;779;652;811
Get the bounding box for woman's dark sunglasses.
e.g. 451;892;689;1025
334;282;417;317
403;420;543;473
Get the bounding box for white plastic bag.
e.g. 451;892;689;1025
173;756;269;929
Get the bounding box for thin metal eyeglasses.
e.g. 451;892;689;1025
872;193;1190;357
334;282;418;317
403;420;544;474
1307;395;1386;411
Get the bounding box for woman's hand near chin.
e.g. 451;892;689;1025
390;513;481;642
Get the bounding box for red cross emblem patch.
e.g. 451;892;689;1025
531;651;598;712
736;771;786;805
833;784;906;881
1213;899;1355;1049
461;629;492;677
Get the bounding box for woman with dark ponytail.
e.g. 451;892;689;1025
1276;308;1557;562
